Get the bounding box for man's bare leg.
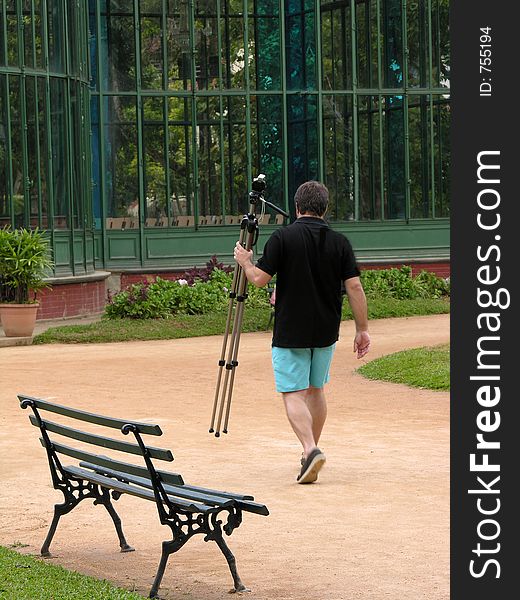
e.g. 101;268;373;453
305;386;327;446
282;390;318;458
283;390;326;483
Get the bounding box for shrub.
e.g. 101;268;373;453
182;254;233;285
0;227;53;303
105;268;270;320
105;263;448;321
360;266;450;300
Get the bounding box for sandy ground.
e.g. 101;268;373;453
0;314;449;600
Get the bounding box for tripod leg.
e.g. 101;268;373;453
223;295;247;434
210;285;237;432
214;267;248;436
211;228;247;434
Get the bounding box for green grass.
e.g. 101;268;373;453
357;343;450;391
33;297;449;345
0;545;145;599
343;296;450;320
33;308;274;344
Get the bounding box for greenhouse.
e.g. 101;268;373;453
0;0;449;289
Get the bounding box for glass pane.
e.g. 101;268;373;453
143;97;166;225
321;2;352;91
37;79;48;224
141;16;164;90
25;77;40;226
0;75;9;223
253;1;281;91
50;78;69;228
407;0;429;87
357;0;379;89
0;8;5;66
88;0;99;90
48;0;65;72
323;94;354;221
255;95;284;209
34;0;44;69
70;83;84;228
67;0;79;75
9;77;25;227
168;97;192;219
6;0;18;67
287;94;318;203
382;0;404;88
408;94;432;218
100;6;136;91
433;99;450;216
223;14;246;89
382;94;405;219
432;0;450;88
91;95;102;227
228;96;248;215
358;96;382;220
196;96;224;216
104;96;138;219
286;2;317;91
194;3;219;91
23;0;35;69
167;1;192;91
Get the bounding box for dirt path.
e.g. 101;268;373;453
0;314;449;600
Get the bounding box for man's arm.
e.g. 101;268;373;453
344;276;371;359
234;242;272;287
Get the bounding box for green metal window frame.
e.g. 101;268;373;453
1;0;450;275
0;0;93;276
88;0;449;226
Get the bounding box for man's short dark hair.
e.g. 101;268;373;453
294;181;329;217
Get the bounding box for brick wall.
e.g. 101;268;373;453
36;280;106;320
120;272;183;288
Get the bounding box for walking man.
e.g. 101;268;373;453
234;180;370;483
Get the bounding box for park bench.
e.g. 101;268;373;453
19;394;269;599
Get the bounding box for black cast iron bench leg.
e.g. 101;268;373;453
41;501;75;557
97;489;135;553
149;540;176;599
214;533;249;593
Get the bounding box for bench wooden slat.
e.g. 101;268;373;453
42;440;184;485
63;465;157;503
20;395;162;436
79;462;235;508
30;415;173;462
180;485;270;516
64;466;210;513
179;483;253;502
79;462;269;516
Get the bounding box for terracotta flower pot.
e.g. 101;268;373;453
0;303;40;337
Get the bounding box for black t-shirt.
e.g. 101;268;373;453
256;217;360;348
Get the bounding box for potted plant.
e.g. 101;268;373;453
0;227;54;337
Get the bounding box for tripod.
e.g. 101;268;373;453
209;174;289;437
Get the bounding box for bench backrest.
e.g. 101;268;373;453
19;395;184;487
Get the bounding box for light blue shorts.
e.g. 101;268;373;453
271;344;336;393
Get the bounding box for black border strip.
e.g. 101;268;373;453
451;2;516;597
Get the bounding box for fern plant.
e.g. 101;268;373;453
0;227;54;304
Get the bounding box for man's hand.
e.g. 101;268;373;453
233;242;272;287
234;241;253;268
354;330;371;359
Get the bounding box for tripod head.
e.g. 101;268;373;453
248;174;289;219
252;174;267;194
